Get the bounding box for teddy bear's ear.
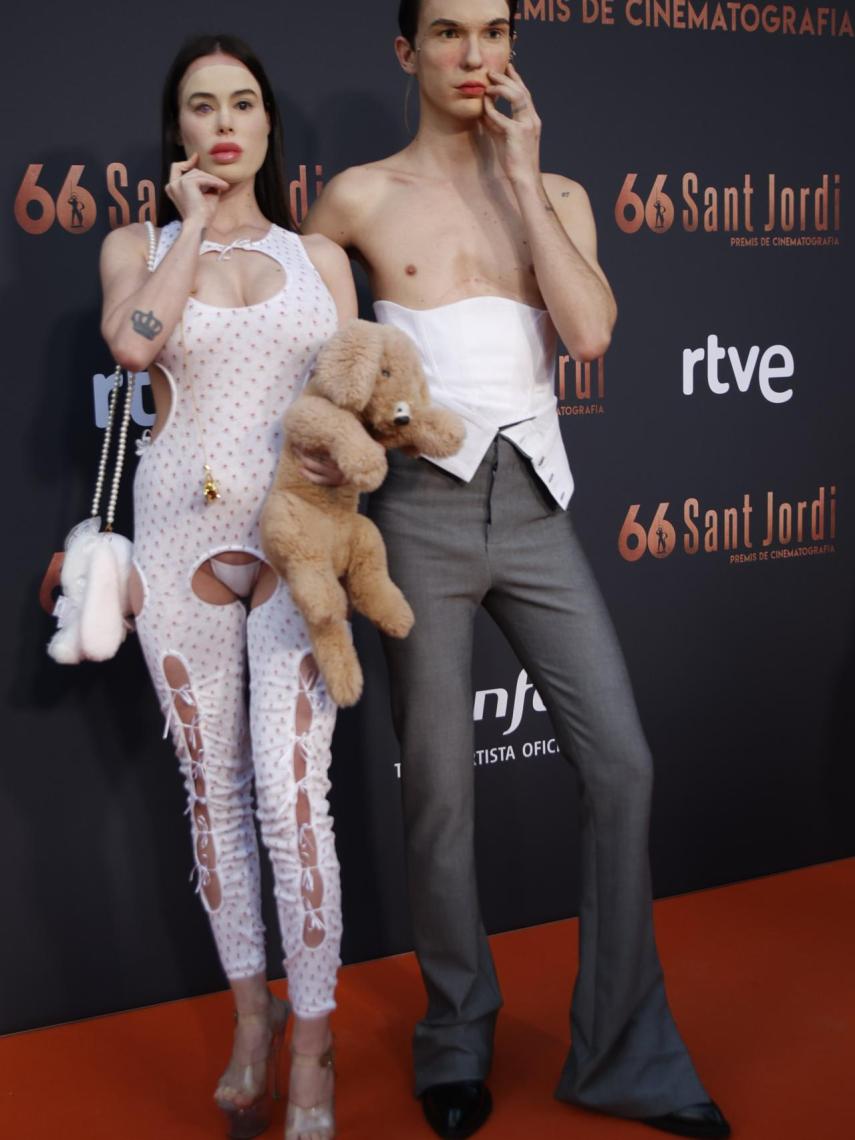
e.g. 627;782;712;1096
308;320;385;412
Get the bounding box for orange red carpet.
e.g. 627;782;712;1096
3;859;853;1139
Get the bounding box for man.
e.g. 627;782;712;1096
304;3;730;1137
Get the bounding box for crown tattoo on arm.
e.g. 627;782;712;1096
131;309;164;341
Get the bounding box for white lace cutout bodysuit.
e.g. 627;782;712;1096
132;221;341;1016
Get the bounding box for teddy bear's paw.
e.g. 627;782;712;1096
289;568;348;626
373;597;415;639
310;624;364;707
344;447;388;492
408;408;466;460
322;658;364;708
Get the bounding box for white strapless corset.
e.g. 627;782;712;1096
373;296;557;426
373;296;574;509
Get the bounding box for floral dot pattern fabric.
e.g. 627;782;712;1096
132;222;341;1016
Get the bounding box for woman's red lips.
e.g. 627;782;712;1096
456;83;486;95
210;143;243;160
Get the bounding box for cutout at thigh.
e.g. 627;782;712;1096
162;654;222;912
210;557;261;597
294;654;326;949
192;552;259;605
129;565;146;618
249;563;279;610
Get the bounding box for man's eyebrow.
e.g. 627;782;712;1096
428;17;511;28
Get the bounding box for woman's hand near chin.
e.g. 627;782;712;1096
165;153;230;229
99;154;230;372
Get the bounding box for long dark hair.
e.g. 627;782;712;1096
158;33;293;229
398;0;519;45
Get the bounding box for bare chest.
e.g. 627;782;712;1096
360;182;543;309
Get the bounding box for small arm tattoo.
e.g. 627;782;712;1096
131;309;164;340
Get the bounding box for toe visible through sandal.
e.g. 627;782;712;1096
284;1041;335;1140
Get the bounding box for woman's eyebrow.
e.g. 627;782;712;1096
186;88;258;100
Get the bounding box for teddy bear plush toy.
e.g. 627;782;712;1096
261;319;464;707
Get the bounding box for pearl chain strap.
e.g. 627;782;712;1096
90;367;135;532
90;221;155;530
107;371;134;527
90;366;119;519
145;219;157;273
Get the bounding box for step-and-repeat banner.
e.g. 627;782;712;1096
2;2;853;1033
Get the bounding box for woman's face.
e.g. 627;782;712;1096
176;54;270;184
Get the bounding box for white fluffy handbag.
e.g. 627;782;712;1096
47;366;137;664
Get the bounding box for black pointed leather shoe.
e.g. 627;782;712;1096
641;1100;731;1138
420;1080;493;1139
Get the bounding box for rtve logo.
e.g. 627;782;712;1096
682;336;794;404
93;372;154;429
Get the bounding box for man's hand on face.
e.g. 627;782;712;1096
482;63;542;190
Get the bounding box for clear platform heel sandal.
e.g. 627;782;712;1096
215;996;292;1140
284;1041;335;1140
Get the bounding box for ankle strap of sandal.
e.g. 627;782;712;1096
291;1044;334;1070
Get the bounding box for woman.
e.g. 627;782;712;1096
100;33;355;1140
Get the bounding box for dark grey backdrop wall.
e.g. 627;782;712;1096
2;2;853;1035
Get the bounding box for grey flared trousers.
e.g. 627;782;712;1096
368;437;710;1117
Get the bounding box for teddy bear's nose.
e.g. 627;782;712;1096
393;401;412;426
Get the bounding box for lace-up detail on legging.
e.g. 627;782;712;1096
148;597;341;1015
248;608;342;987
131;222;341;1017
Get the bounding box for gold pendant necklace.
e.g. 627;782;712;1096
181;311;222;506
203;465;221;503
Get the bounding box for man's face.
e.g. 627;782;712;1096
409;0;513;121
